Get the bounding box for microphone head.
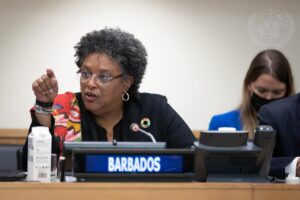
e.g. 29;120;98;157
130;123;139;132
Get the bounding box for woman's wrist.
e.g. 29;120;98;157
34;100;53;115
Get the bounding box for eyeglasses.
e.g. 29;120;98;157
78;68;124;85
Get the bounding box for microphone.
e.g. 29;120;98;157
130;123;157;143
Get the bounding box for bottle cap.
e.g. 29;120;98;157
32;126;49;133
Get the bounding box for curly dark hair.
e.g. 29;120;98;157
74;27;148;99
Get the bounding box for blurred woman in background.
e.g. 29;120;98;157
209;49;295;138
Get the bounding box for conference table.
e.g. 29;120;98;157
1;129;300;199
0;182;300;200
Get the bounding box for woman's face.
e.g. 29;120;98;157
248;74;286;99
80;52;133;116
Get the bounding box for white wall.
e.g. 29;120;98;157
0;0;299;129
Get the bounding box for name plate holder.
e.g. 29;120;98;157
70;147;195;182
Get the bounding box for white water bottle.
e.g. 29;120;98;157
27;126;52;182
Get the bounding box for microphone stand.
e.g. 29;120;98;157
137;128;157;143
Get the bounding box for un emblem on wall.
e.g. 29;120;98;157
248;9;295;48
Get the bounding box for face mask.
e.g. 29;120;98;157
251;92;281;112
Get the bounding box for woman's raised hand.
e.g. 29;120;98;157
32;69;58;103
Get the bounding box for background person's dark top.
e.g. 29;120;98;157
258;93;300;179
22;92;196;171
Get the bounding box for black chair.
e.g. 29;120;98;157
0;145;22;171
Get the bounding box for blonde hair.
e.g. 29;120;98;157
239;49;295;138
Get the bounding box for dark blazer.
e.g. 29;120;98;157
120;93;196;148
258;93;300;179
22;92;196;170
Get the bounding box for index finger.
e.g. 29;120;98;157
46;68;56;78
